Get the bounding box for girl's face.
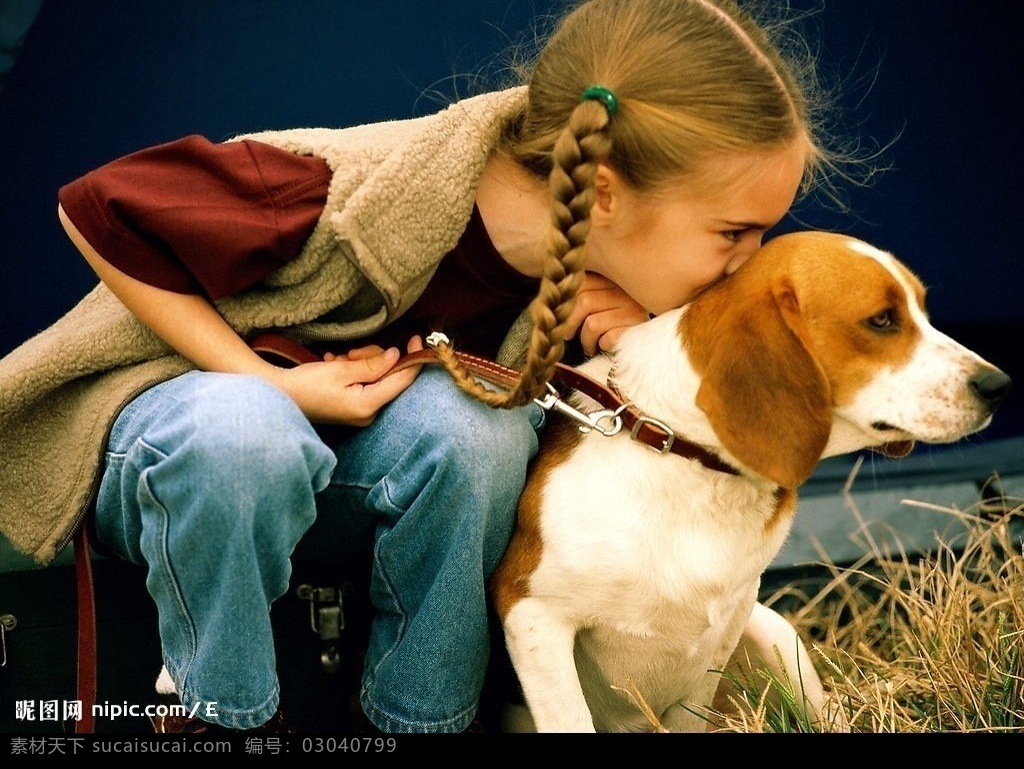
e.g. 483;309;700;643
584;142;808;315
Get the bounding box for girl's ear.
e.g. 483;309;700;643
591;163;618;222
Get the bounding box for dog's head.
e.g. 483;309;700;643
680;230;1011;488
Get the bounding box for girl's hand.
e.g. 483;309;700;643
273;336;424;426
567;272;650;356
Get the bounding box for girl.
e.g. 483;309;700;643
0;0;850;732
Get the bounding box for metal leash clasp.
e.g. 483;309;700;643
534;382;627;437
426;332;626;438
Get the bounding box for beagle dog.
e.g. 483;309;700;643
491;230;1011;733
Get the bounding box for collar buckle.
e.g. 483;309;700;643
630;415;676;454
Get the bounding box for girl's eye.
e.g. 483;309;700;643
722;229;745;243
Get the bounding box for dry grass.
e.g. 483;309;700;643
715;482;1024;733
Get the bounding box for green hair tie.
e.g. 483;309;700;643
580;84;618;117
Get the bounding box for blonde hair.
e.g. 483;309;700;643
436;0;830;407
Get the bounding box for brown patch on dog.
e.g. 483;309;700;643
490;416;584;618
766;487;797;535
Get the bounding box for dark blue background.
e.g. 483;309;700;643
2;0;1020;434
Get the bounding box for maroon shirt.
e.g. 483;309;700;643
58;135;539;358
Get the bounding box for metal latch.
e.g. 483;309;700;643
534;382;628;437
1;614;15;707
295;585;345;674
0;614;15;668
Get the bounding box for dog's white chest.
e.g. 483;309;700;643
534;436;789;605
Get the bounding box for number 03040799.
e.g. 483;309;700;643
301;736;398;753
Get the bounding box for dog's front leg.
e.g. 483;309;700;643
503;597;595;733
659;671;723;732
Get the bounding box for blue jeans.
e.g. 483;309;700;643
94;368;543;732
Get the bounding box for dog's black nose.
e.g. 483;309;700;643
970;369;1012;411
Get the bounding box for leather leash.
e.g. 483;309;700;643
249;331;738;475
73;523;97;733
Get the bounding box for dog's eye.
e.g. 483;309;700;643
866;310;897;331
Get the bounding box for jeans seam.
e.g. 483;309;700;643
363;519;408;685
139;443;199;702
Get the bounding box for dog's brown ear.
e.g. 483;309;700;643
684;278;831;488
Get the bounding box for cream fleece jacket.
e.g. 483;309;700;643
0;87;527;564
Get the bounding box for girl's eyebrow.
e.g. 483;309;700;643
719;219;770;230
